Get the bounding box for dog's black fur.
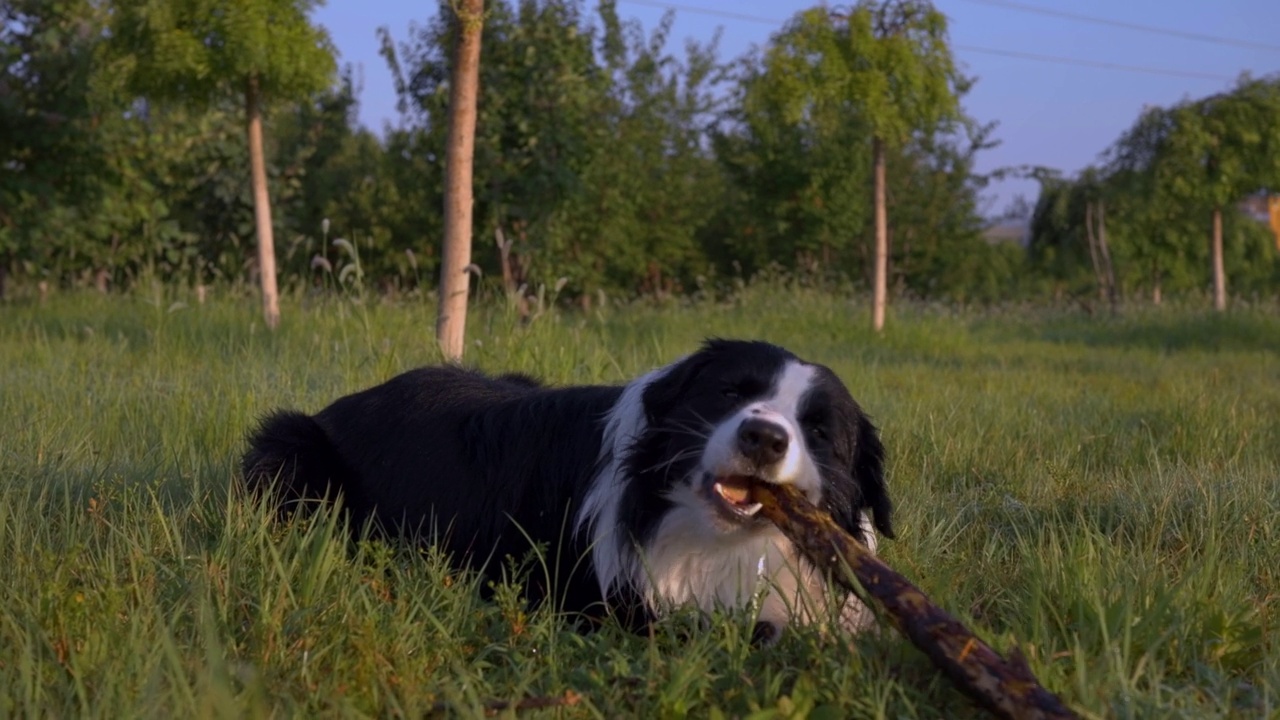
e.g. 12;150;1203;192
242;339;892;635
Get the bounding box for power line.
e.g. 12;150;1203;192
952;45;1234;82
617;0;1246;81
952;0;1280;54
621;0;780;26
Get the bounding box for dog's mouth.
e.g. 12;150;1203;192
708;474;764;519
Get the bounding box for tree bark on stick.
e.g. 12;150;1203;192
246;75;280;330
872;136;888;333
750;481;1077;720
437;0;484;361
1211;206;1226;311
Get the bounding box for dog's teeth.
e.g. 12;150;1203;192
713;482;727;498
742;503;762;516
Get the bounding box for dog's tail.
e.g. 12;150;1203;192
241;411;365;522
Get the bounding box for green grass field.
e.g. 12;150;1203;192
2;285;1277;718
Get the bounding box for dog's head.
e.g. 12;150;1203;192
623;339;893;547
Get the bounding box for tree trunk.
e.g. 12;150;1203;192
1083;201;1104;300
1211;206;1225;311
246;75;280;330
437;0;485;362
1152;260;1162;305
1096;200;1117;312
872;136;888;333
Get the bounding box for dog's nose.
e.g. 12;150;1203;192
737;417;789;466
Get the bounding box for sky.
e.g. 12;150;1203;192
312;0;1280;218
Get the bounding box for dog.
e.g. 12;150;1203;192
241;339;893;642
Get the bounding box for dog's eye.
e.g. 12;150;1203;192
805;423;828;443
723;378;763;401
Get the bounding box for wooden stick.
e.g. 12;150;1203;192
750;482;1076;720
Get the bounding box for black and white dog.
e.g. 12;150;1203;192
242;339;893;640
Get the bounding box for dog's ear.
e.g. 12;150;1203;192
853;414;894;539
641;354;710;422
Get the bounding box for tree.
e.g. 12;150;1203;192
710;3;993;300
712;31;873;279
881;115;1002;302
1105;105;1187;304
566;3;724;299
1157;77;1280;311
1;0;112;297
385;0;724;305
1026;170;1090;301
854;1;962;330
109;0;336;328
757;2;962;330
437;0;484;361
1078;168;1117;311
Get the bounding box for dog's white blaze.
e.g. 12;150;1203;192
764;361;817;485
576;364;669;598
699;360;821;493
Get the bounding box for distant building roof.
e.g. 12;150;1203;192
982;221;1028;247
1239;194;1271;222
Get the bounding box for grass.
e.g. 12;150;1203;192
1;284;1277;718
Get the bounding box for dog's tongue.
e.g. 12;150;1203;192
714;475;754;505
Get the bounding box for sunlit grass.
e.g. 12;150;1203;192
1;286;1277;717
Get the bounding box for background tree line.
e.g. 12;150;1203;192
1026;76;1280;310
3;0;1278;307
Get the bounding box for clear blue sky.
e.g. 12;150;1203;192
312;0;1280;218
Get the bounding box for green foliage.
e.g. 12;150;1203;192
1026;76;1280;304
384;0;725;298
1124;78;1280;291
4;0;1275;304
271;70;431;289
1;292;1278;716
831;1;961;147
884;120;1007;301
1101;107;1206;297
744;3;960;150
1159;77;1280;213
709;0;991;298
710;27;874;276
0;0;114;262
1027;169;1096;291
108;0;337;105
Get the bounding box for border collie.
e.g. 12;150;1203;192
242;339;893;641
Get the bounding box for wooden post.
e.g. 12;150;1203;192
1211;206;1226;311
872;136;888;333
437;0;485;361
246;74;280;330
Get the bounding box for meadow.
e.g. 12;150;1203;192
1;284;1277;718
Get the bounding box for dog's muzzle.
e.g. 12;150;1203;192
703;415;800;521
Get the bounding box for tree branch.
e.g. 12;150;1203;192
750;481;1077;720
